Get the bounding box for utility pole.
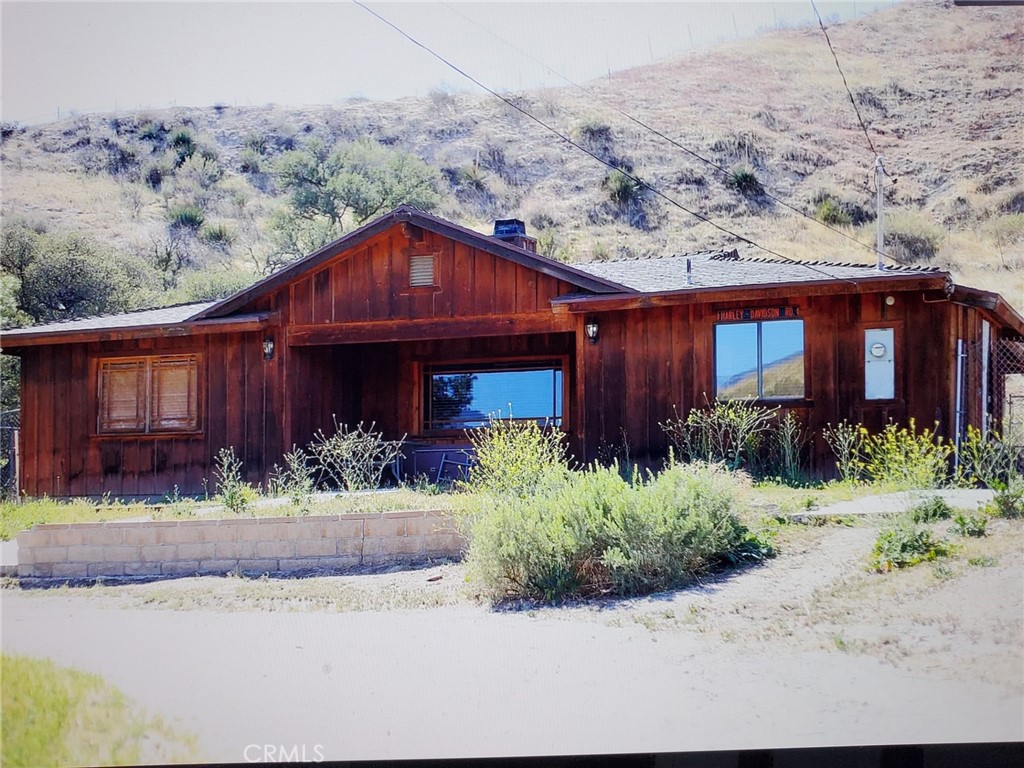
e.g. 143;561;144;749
875;155;886;271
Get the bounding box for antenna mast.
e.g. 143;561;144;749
875;156;886;271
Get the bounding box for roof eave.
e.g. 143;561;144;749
0;311;275;352
551;273;950;313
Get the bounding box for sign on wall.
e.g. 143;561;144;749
716;306;800;322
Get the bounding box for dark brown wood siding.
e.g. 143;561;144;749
578;291;963;476
18;331;281;498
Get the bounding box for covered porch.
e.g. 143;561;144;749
282;328;578;483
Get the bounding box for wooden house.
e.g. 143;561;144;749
3;206;1023;498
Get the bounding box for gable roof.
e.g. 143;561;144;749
574;250;945;293
191;205;632;320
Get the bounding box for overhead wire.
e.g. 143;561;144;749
809;0;881;160
439;0;891;263
352;0;860;285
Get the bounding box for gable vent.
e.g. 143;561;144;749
409;253;436;287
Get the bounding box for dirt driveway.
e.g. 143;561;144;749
3;519;1022;762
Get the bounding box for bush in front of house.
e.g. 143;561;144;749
306;419;405;492
462;460;772;602
462;416;571;498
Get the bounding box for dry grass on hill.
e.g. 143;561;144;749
1;0;1021;306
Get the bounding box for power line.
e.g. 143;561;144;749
352;0;858;285
809;0;879;158
439;0;891;263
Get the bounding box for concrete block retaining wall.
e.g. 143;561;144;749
16;510;464;579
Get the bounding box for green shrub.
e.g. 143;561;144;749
306;420;405;492
871;519;953;572
815;197;853;226
239;148;262;174
199;221;235;247
907;495;954;523
661;399;778;472
168;128;196;166
729;168;763;197
214;446;258;515
985;476;1024;518
463;416;570;498
861;419;951;489
949;512;987;538
463;461;770;601
166;204;205;231
603;169;643;209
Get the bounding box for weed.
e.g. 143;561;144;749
861;419;951;489
968;555;998;567
823;420;866;483
948;511;988;538
871;519;953;572
214;446;258;515
661;399;778;473
907;495;954;523
268;446;315;513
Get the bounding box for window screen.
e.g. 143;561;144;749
424;361;563;430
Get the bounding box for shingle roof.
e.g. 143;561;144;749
1;302;215;338
574;250;944;293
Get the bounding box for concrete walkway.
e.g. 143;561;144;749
795;488;994;519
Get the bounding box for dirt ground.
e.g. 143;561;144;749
3;515;1021;761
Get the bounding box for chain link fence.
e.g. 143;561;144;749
992;338;1024;447
0;408;19;498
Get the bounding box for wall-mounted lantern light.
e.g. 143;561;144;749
584;320;599;344
262;337;275;361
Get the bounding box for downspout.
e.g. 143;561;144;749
954;338;966;472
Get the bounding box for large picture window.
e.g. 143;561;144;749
423;360;564;431
98;355;199;434
715;319;805;400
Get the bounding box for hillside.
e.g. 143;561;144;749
1;0;1022;317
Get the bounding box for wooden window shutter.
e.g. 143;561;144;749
99;359;147;432
409;253;436;287
150;355;198;431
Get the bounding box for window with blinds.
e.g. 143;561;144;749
409;253;436;287
98;355;199;434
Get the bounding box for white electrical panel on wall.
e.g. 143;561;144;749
865;327;895;400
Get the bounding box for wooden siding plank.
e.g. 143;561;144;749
206;335;228;469
244;334;265;486
36;347;55;497
472;248;496;316
452;243;475;316
291;277;313;326
313;268;332;324
67;346;88;496
494;257;517;315
515;264;538;315
332;258;352;323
